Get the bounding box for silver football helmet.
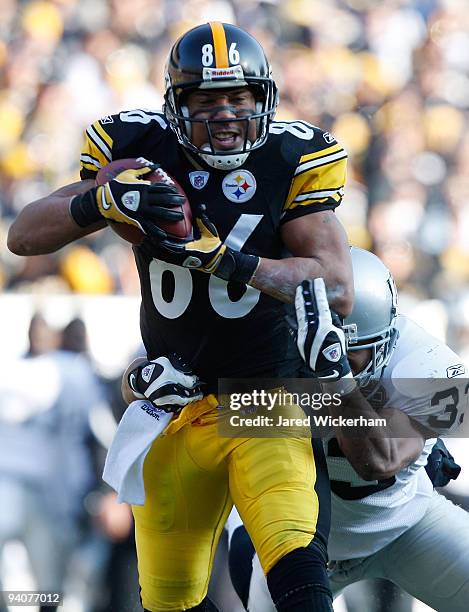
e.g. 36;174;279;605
343;247;399;385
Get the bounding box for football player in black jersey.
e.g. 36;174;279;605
8;23;353;612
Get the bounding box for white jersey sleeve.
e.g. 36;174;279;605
386;317;468;436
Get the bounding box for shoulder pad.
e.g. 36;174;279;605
80;109;168;178
275;122;347;222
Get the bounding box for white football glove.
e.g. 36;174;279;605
295;278;353;382
128;354;203;413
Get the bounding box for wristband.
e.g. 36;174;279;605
69;187;102;227
214;248;260;284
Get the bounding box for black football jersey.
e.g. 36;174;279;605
80;109;347;390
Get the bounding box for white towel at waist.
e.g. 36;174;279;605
103;400;172;505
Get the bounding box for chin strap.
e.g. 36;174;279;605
200;141;252;170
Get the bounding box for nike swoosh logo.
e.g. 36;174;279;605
99;187;112;210
129;373;139;391
319;370;339;380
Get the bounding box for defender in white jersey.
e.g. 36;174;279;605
228;248;469;612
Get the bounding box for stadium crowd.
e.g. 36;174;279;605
1;1;469;610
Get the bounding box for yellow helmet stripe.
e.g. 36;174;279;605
209;22;229;68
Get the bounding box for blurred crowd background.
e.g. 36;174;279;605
1;0;469;611
1;0;469;351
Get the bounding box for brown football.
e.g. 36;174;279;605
95;158;193;245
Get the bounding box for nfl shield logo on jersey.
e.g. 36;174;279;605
189;171;210;190
222;170;257;203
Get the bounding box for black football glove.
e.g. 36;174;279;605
295;278;353;382
425;439;461;488
70;162;184;237
152;208;260;284
128;354;203;413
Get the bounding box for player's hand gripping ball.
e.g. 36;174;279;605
95;158;193;245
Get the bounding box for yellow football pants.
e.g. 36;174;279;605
133;407;321;611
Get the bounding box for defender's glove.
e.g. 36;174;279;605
155;209;260;284
128;354;203;413
425;438;461;488
70;163;184;237
295;278;353;383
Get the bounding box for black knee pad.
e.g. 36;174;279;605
266;541;333;612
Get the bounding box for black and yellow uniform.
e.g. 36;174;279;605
80;112;345;610
81;112;346;387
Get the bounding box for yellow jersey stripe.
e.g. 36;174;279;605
287;193;342;211
293;187;344;202
81;134;110;170
80;161;100;172
284;156;347;211
80;153;102;168
288;198;330;211
295;150;347;176
93;121;113;149
210;22;229;68
299;143;343;164
86;126;112;162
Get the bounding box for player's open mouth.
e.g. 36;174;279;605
212;130;243;149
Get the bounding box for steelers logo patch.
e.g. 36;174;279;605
222;170;257;203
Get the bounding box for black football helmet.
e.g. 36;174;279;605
164;22;278;170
